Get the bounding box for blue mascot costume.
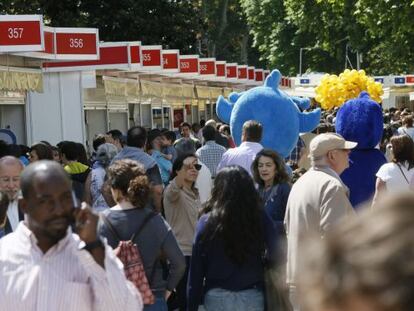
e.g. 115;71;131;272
336;91;387;208
216;69;321;158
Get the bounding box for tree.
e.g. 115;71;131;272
241;0;414;75
240;0;300;75
354;0;414;74
198;0;264;66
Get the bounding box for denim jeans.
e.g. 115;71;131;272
204;288;264;311
144;297;168;311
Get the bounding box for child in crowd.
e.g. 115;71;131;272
161;130;178;163
147;130;173;186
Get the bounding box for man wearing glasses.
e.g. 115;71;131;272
0;156;24;237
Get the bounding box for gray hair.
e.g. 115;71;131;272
0;155;24;170
310;155;328;167
96;143;118;167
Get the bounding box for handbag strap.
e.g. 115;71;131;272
130;212;157;241
397;163;410;184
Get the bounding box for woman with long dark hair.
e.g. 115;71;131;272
187;166;277;311
252;149;291;233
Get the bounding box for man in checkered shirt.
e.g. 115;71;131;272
286;136;306;170
196;125;226;178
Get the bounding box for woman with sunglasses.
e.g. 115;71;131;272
163;153;202;311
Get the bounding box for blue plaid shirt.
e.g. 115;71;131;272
196;141;227;177
286;137;305;168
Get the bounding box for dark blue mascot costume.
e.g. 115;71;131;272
335;91;387;208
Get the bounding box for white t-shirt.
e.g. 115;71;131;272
195;161;212;205
376;162;414;192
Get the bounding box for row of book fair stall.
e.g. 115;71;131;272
0;14;413;150
0;14;279;149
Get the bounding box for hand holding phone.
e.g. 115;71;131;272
72;202;99;244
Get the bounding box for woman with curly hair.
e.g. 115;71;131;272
98;159;185;311
187;166;277;311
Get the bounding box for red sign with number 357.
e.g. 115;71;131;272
0;21;42;46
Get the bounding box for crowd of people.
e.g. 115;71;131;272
1;107;414;311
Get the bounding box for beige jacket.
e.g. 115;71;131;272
163;179;201;256
285;166;354;286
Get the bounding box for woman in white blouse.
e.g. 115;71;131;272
373;135;414;207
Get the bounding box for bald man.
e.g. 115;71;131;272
0;156;24;236
0;160;143;310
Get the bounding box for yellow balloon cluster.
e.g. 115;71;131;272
315;69;383;110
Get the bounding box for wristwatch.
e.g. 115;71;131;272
83;239;104;251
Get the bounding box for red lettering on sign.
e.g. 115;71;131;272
406;76;414;84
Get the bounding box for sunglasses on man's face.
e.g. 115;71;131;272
183;163;202;171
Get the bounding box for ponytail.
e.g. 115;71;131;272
127;174;150;208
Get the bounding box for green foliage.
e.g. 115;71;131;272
240;0;414;75
198;0;265;66
354;0;414;74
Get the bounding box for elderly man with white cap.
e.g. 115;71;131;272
284;133;357;311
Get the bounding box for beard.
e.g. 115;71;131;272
40;217;71;243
